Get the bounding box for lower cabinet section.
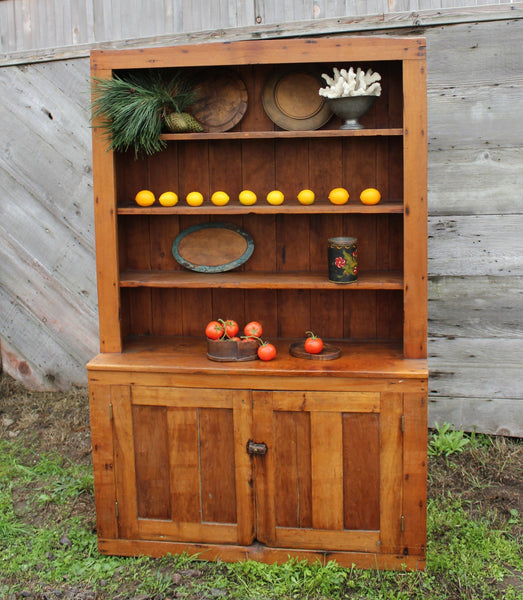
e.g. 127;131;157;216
89;376;427;570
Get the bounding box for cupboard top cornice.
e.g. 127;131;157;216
90;36;426;71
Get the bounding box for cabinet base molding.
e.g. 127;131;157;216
98;538;426;571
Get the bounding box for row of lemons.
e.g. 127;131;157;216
135;187;381;208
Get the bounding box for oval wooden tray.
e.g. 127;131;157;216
289;341;341;360
172;222;254;273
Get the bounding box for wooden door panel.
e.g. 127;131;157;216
112;386;254;545
254;390;402;554
273;411;312;529
343;413;380;530
199;408;237;524
133;405;171;520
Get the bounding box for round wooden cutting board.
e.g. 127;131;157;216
289;341;341;360
191;69;248;132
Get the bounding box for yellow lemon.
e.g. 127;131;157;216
297;189;315;205
360;188;381;205
186;191;204;207
239;190;257;206
158;191;178;207
211;191;230;206
135;190;155;207
328;187;350;205
266;190;284;206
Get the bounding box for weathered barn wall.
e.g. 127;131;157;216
1;1;521;64
0;6;522;435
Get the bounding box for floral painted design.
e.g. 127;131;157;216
328;238;358;283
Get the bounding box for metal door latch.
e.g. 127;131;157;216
246;440;268;455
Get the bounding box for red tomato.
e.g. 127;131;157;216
257;343;276;361
244;321;263;338
304;331;323;354
205;320;224;340
224;319;239;338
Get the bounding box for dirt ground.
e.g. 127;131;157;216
0;372;522;598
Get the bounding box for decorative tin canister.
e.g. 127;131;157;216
328;237;358;283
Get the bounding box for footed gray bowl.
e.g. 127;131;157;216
327;95;377;130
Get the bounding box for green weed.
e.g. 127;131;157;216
428;422;470;457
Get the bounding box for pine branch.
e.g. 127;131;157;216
91;71;198;157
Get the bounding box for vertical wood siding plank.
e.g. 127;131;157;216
151;288;184;336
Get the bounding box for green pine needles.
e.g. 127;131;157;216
91;71;198;157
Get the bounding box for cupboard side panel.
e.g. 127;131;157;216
402;392;428;555
89;383;118;539
403;58;428;358
92;80;121;352
379;392;404;554
111;385;138;540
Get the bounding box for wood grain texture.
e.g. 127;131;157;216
88;383;118;539
167;407;201;523
132;405;171;519
310;412;344;530
379;392;403;554
343;413;380;530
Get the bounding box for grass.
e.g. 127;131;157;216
0;379;521;599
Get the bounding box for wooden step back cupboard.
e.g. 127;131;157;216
87;36;428;570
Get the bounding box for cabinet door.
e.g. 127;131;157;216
111;386;254;546
252;390;404;555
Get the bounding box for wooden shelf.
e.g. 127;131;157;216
160;129;403;141
117;202;404;215
87;337;428;380
119;270;404;290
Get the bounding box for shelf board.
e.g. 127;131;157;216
160;129;403;141
117;202;404;216
119;270;403;290
87;337;428;380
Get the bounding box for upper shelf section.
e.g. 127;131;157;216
160;129;403;141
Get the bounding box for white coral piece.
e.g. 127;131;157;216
319;66;382;98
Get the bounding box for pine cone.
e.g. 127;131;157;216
165;112;203;133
